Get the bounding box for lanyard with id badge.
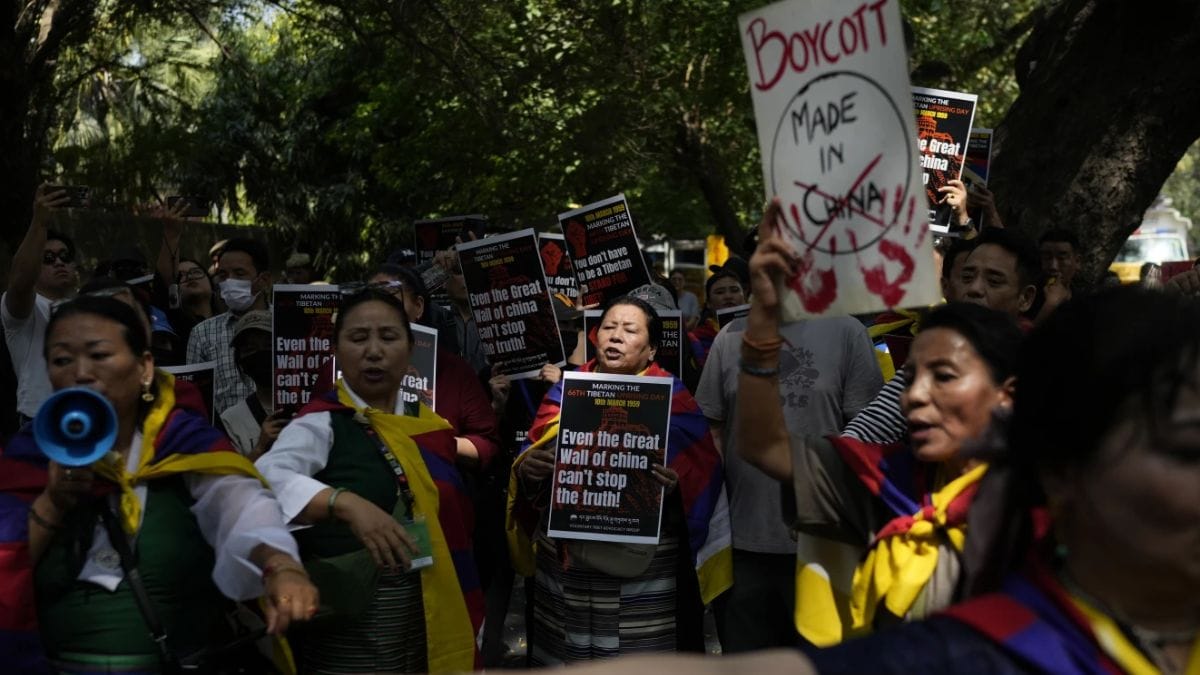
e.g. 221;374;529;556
360;421;434;570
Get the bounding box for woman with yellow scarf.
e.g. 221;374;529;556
737;200;1021;646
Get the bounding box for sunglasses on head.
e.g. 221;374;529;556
43;250;73;265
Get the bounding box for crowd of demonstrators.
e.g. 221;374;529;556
3;179;1200;675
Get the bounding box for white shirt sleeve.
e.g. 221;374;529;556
186;472;302;601
254;411;335;523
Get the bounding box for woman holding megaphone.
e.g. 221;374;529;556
2;295;317;673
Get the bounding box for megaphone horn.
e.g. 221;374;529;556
34;387;118;467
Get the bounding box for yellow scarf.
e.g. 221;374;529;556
796;463;986;645
90;370;266;534
1070;592;1200;675
334;381;476;673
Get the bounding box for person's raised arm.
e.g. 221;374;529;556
153;200;189;289
736;199;795;483
6;186;69;319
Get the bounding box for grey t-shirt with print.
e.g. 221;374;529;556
694;316;882;554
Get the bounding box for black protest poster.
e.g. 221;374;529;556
402;323;438;410
163;362;216;424
912;87;978;234
457;229;565;379
716;304;751;328
964;128;993;228
557;194;652;307
547;371;674;544
413;215;488;265
581;308;683;380
538;232;579;302
272;285;340;412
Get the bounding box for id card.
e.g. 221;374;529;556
406;517;434;571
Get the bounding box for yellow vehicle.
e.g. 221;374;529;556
1109;198;1192;283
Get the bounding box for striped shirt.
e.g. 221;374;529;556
186;311;254;414
841;370;908;444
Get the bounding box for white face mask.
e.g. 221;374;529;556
219;278;257;312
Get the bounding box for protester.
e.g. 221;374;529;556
809;287;1200;674
735;200;1022;645
219;310;288;459
696;285;882;651
284;252;317;284
171;257;219;339
4;186;78;424
440;251;491;374
186;237;272;413
0;295;316;672
669;269;702;330
255;288;482;673
689;265;747;368
1036;229;1082;320
507;295;731;665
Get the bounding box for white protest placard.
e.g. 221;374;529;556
739;0;940;318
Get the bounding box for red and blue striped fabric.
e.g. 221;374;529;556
300;392;485;643
0;384;238;674
520;361;727;583
942;562;1125;675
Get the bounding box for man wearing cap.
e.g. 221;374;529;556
4;186;80;424
694;306;882;652
219;311;284;458
283;252;317;285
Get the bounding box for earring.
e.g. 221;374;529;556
141;380;155;402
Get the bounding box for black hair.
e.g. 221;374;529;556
973;228;1043;290
374;263;429;321
217;237;270;274
333;287;413;345
705;269;744;305
918;303;1022;385
965;287;1200;594
45;295;150;358
941;237;978;281
1038;228;1080;252
45;229;76;260
599;295;662;352
1139;261;1161;280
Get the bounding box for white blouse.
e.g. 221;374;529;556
255;383;404;524
80;431;301;601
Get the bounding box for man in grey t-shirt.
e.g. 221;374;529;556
695;316;881;652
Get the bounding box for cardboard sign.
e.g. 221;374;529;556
739;0;939;318
162;362;216;423
547;371;674;544
583;309;685;380
413;215;488;265
716;304;751;328
912;87;978;234
557;194;652;307
402;323;438;410
538;232;580;301
456;229;566;379
271;285;339;412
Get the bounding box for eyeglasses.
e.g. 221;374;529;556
43;250;73;265
178;268;208;282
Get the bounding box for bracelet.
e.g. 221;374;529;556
327;487;347;520
262;560;308;582
739;358;780;378
742;333;784;352
29;507;63;531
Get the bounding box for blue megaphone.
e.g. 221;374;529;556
33;387;118;466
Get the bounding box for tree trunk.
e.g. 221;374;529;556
675;115;745;258
989;0;1200;284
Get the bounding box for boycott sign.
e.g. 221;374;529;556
538;232;579;301
582;309;685;380
457;229;565;379
413;215;487;265
739;0;939;318
272;285;339;411
402;323;438;409
557;194;652;306
912;87;978;234
163;362;216;423
547;371;674;544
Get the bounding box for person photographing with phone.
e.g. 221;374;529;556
219;310;293;459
